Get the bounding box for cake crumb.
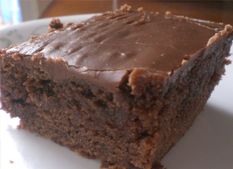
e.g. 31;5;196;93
120;4;132;12
225;24;233;32
165;11;172;15
167;71;172;76
12;53;22;61
49;18;63;31
207;24;233;46
224;59;231;65
137;7;144;12
165;11;172;19
181;59;188;65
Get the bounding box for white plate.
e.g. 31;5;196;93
0;15;233;169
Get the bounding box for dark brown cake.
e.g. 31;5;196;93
0;5;233;169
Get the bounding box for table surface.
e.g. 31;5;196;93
42;0;233;25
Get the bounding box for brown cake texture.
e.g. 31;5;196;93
0;5;233;169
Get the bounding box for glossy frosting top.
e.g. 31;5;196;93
7;6;222;72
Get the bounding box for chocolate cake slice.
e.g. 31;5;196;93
0;5;233;169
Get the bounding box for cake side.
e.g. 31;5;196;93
114;27;233;168
0;7;233;169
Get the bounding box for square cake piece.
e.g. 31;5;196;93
1;5;233;169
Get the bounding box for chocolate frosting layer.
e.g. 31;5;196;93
7;9;223;73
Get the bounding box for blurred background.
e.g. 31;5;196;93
0;0;233;27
